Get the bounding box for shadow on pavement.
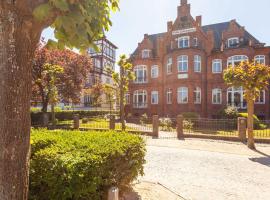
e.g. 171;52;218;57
249;149;270;167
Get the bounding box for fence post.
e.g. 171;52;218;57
110;115;115;130
177;115;184;139
73;114;80;129
108;187;119;200
238;117;247;142
42;113;49;127
152;115;159;137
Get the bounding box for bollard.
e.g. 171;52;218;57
152;115;159;138
177;115;184;139
73;114;80;129
42;113;49;127
110;115;115;130
238;117;247;142
108;187;119;200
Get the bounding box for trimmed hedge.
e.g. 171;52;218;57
31;110;119;125
30;129;146;200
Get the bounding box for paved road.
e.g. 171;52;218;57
141;139;270;200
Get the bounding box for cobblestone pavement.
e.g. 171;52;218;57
141;139;270;200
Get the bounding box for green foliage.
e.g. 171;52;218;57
139;113;148;125
183;120;194;130
31;110;119;125
30;129;146;200
33;0;119;50
54;106;62;112
159;118;173;131
182;112;199;119
238;113;266;130
31;107;41;113
217;106;239;119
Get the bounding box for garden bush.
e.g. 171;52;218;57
159;118;173;131
31;110;119;125
183;120;194;130
30;129;146;200
238;113;267;130
139;113;149;125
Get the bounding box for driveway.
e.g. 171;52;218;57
141;139;270;200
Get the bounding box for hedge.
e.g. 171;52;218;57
30;129;146;200
31;110;119;125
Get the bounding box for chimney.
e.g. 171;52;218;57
181;0;188;5
177;0;190;17
167;21;173;32
196;16;202;26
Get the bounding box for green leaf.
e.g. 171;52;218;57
33;3;52;21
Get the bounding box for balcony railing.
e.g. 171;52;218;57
133;103;148;109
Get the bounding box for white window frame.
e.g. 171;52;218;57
193;38;198;47
255;90;265;104
134;65;147;83
227;87;246;109
227;37;239;48
177;55;188;72
167;58;173;74
194;87;201;104
151;65;159;78
166;89;172;104
133;90;147;108
212;59;222;73
151;91;159;105
212;88;222;104
194;55;201;72
178;36;190;48
254;55;265;65
227;55;248;67
177;87;188;104
142;49;151;58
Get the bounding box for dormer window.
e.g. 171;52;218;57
227;37;239;48
178;36;189;48
142;49;151;58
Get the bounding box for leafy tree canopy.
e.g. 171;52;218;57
33;0;119;49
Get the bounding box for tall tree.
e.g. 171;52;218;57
224;61;270;149
109;55;135;131
32;46;92;112
0;1;118;199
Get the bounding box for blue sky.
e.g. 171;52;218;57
42;0;270;58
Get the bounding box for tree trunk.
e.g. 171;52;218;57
120;68;125;131
247;98;255;149
0;4;42;199
51;103;56;129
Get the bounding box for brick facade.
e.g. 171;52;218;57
126;0;270;119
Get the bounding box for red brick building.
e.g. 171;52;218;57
126;0;270;119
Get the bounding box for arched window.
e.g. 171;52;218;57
194;87;201;104
134;65;147;83
177;55;188;72
227;87;246;109
212;89;222;104
133;90;147;108
166;89;172;104
194;55;201;72
177;87;188;104
227;55;248;67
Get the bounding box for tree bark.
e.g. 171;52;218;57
0;3;42;199
120;67;125;131
247;98;255;149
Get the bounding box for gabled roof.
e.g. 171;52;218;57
131;21;261;57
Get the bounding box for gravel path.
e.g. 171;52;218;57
141;139;270;200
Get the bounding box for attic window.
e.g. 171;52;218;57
142;49;151;58
227;37;239;48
